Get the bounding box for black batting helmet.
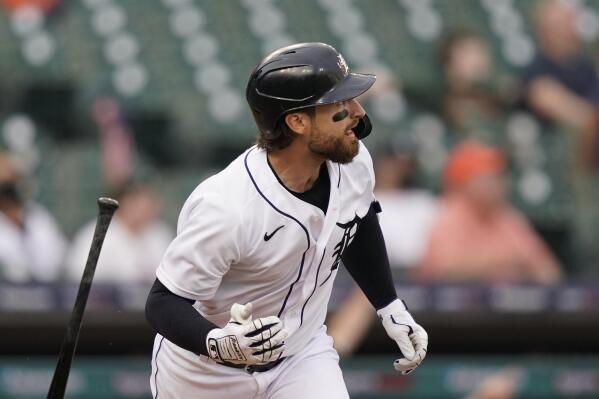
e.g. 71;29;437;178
246;42;376;140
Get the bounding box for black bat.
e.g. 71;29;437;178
47;197;119;399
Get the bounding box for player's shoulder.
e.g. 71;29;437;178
183;147;257;210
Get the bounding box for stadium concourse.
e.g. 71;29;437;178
1;0;599;398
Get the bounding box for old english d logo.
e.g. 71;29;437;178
320;214;361;286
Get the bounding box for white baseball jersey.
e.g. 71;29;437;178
156;141;375;357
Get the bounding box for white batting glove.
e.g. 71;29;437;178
377;299;428;375
206;302;289;365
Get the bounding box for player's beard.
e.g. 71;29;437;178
307;125;359;164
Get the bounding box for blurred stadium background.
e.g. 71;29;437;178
1;0;599;397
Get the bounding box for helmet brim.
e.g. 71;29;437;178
317;72;376;105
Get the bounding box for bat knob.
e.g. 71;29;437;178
97;197;120;212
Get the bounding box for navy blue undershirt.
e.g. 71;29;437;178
267;158;330;214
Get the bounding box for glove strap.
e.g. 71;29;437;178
377;298;408;319
207;335;247;363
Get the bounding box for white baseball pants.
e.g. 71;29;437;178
150;326;350;399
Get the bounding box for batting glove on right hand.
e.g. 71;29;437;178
377;299;428;375
206;302;288;366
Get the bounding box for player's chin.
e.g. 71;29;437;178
331;139;359;164
345;132;359;150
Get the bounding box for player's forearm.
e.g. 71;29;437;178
145;279;217;356
341;203;397;310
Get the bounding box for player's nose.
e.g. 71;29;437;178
347;98;366;119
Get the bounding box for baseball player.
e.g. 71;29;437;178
145;42;428;398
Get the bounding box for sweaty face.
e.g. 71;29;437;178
307;99;365;164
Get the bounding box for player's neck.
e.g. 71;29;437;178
267;144;324;193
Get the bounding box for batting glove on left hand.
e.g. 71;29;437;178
378;299;428;375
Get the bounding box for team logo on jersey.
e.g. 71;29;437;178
337;54;349;77
321;214;361;286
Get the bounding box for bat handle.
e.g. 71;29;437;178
47;197;119;399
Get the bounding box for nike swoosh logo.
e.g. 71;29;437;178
264;225;285;241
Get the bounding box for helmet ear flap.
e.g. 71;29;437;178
353;114;372;139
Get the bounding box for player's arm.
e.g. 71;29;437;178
145;278;217;356
145;279;288;364
341;202;428;374
341;202;396;309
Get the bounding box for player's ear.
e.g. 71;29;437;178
284;112;310;136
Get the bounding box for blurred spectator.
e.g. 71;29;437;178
326;286;374;358
464;368;521;399
0;150;67;282
92;97;133;188
439;30;514;140
1;0;60;13
374;141;438;269
65;181;173;285
417;141;561;284
522;0;599;172
464;368;522;399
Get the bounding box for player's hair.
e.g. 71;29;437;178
256;107;315;151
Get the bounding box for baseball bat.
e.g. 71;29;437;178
47;197;119;399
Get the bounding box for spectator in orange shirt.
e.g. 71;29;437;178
417;141;561;284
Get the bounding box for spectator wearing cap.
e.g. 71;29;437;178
417;141;561;284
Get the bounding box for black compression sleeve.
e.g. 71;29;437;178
145;279;218;356
341;203;398;310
